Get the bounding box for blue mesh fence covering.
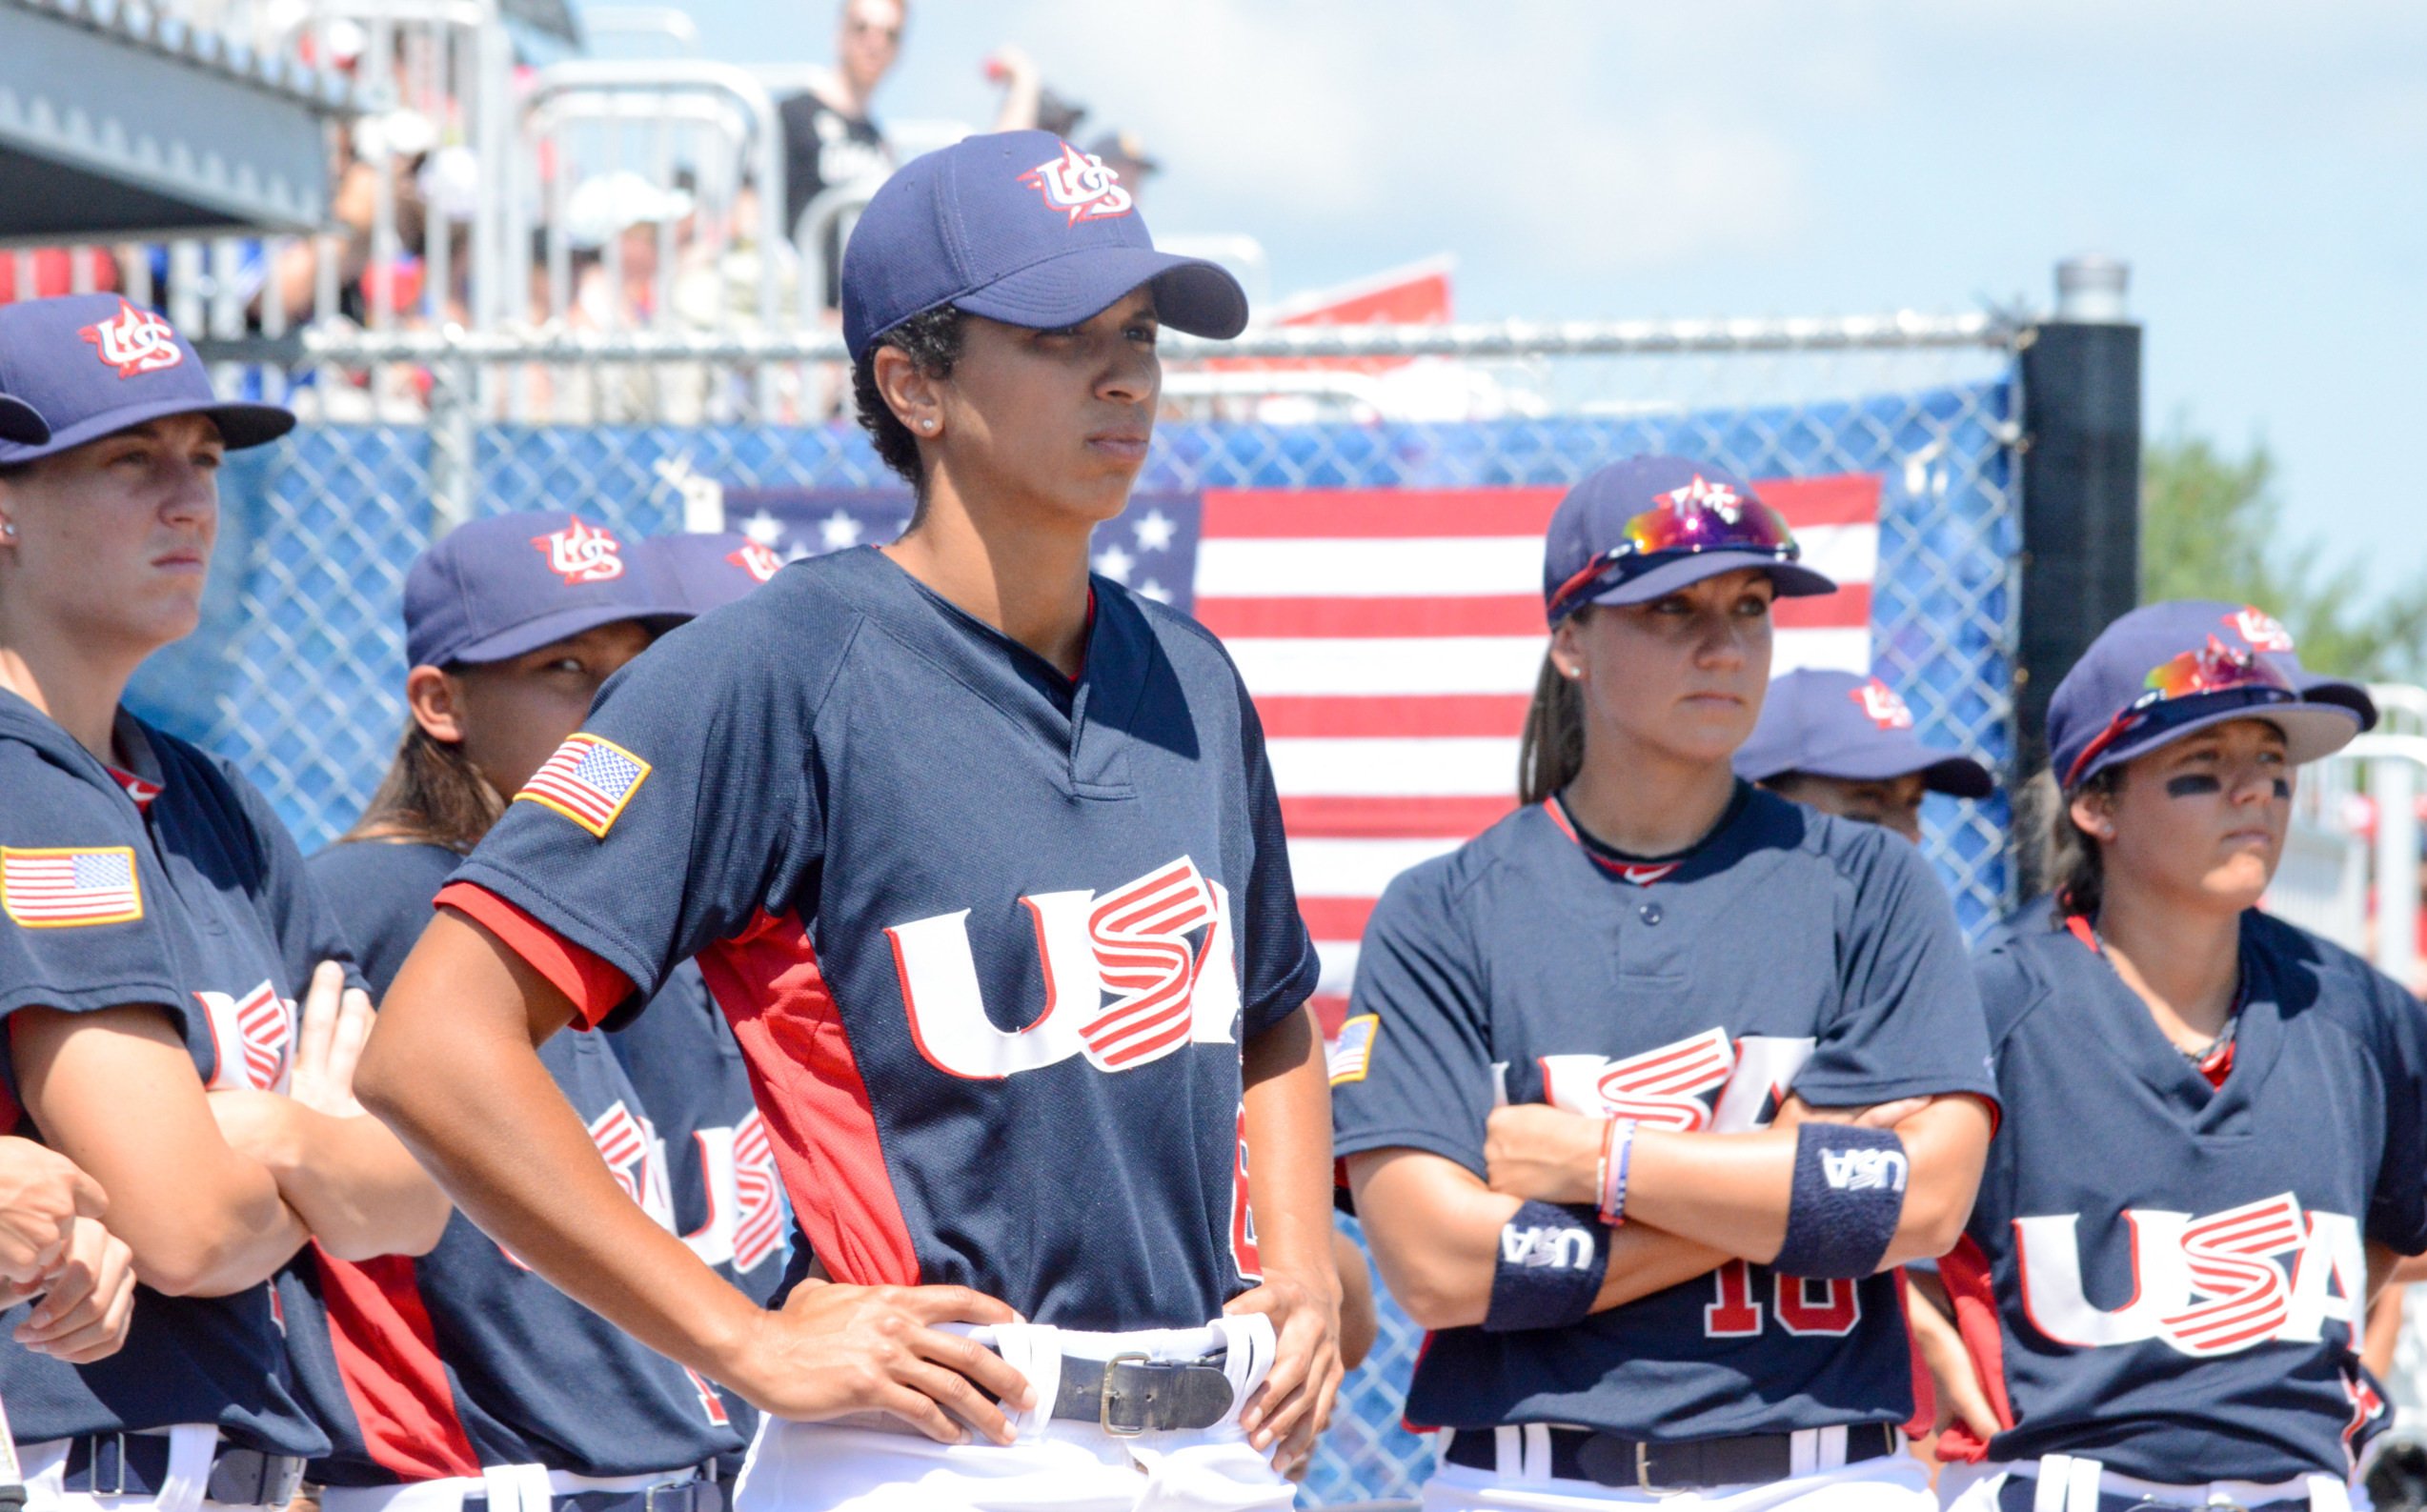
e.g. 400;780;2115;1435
129;378;2017;1506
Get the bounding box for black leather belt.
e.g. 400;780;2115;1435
1446;1421;1899;1490
1048;1352;1234;1437
466;1482;720;1512
63;1435;307;1507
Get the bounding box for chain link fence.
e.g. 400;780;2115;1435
128;323;2022;1508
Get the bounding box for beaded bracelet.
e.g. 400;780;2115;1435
1599;1118;1639;1226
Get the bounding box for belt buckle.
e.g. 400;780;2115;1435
1100;1352;1152;1438
642;1482;686;1512
1632;1441;1669;1496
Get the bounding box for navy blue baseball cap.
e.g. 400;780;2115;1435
639;532;783;615
840;130;1248;364
0;392;45;446
2048;599;2366;789
404;511;673;669
1735;669;1995;798
1543;456;1836;623
0;294;292;463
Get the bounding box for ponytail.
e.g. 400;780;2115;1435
1517;615;1590;807
339;720;505;855
2023;766;2119;918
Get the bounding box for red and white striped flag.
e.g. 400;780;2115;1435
1;846;144;928
517;734;652;838
1190;477;1880;1031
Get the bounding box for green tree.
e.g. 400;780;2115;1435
2141;422;2427;680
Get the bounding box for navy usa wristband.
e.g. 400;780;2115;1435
1484;1200;1608;1333
1772;1122;1909;1280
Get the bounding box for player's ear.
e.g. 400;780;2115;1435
872;345;944;443
2068;783;2116;843
1547;612;1591;683
406;664;469;745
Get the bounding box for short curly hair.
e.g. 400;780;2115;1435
851;305;968;492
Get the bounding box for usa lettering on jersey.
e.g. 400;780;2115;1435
79;298;185;376
679;1109;785;1275
887;855;1244;1079
530;516;627;585
196;979;295;1092
1543;1028;1863;1338
2016;1192;2365;1358
1020;143;1134;225
502;1098;674;1269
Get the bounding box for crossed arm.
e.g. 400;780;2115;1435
1346;1093;1992;1330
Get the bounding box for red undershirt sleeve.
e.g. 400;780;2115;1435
434;882;634;1028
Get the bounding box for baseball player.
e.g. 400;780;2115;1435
1333;456;1999;1511
1924;602;2420;1512
0;292;449;1510
354;131;1340;1512
280;513;754;1512
1734;669;1995;843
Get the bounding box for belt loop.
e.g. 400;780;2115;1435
2063;1455;2103;1512
1520;1424;1550;1482
1431;1429;1452;1472
158;1425;216;1512
2307;1474;2353;1512
2033;1456;2073;1512
92;1435;127;1499
1789;1427;1818;1478
1816;1424;1847;1471
1492;1425;1520;1478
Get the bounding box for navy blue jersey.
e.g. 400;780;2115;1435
0;693;339;1455
448;548;1319;1329
1331;790;1996;1439
285;839;746;1484
1943;906;2427;1483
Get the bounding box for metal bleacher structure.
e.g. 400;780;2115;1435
13;0;2427;1505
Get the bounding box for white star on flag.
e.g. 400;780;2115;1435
1133;509;1177;553
1138;579;1172;603
1093;542;1136;583
819;510;865;552
741;510;784;547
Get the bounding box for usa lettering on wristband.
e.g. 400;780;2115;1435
1598;1118;1638;1226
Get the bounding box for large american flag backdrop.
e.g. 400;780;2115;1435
723;474;1883;1035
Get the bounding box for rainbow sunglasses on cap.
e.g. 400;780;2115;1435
2047;601;2364;788
1541;457;1835;623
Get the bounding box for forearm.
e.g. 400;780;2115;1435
253;1108;453;1261
1505;1098;1990;1267
358;914;768;1386
1350;1148;1729;1329
1240;1008;1341;1296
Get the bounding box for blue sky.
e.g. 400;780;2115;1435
653;0;2424;601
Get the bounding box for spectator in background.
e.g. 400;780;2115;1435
779;0;901;312
988;48;1162;204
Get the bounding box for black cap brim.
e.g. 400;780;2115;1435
953;245;1248;343
0;394;293;463
0;394;48;446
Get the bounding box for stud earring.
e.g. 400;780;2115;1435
921;419;936;432
1;524;14;538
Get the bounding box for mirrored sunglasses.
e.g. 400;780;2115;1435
1548;475;1800;620
2063;635;2298;786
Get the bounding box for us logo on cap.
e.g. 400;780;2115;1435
1849;678;1915;731
2228;605;2296;653
726;542;782;583
531;516;626;585
1661;474;1744;523
80;299;186;379
1021;143;1133;226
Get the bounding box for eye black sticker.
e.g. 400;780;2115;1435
2165;774;2223;797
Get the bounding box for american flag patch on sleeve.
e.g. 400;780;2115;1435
515;734;651;837
1327;1014;1380;1085
2;846;144;928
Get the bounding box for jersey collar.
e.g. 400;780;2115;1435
2057;909;2282;1125
1544;784;1749;886
108;708;167;812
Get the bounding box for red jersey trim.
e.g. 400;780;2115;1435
698;910;921;1289
313;1245;483;1481
1894;1266;1936;1442
1931;1233;2016;1463
435;883;634;1027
